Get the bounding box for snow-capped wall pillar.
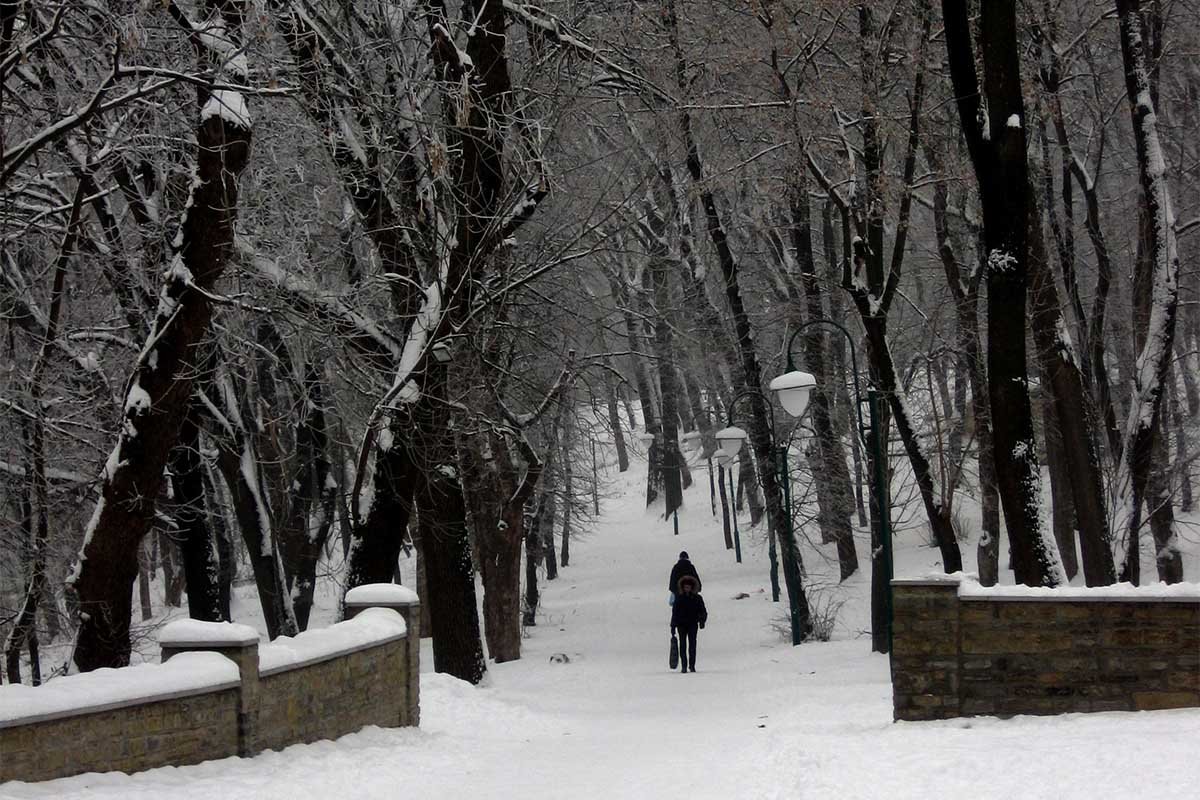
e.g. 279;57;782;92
160;620;262;755
344;584;421;726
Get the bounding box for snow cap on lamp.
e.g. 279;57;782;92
714;426;748;459
770;370;817;419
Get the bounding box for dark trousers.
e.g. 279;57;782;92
677;625;698;670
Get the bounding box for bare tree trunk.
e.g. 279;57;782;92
137;545;154;621
1114;0;1183;585
1027;193;1114;584
70;1;255;669
561;439;573;568
1041;388;1080;581
523;495;543;628
941;0;1062;586
600;328;630;472
278;365;335;631
717;461;733;550
172;411;224;621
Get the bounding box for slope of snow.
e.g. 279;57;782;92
5;447;1199;798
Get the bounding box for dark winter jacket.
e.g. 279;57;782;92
668;559;701;595
671;587;708;631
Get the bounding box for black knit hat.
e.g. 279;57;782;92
679;551;689;560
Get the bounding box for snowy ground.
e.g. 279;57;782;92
4;450;1200;800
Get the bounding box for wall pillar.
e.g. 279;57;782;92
890;577;961;721
160;620;261;755
344;584;422;726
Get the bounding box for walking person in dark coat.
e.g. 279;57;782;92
668;551;701;603
670;575;707;673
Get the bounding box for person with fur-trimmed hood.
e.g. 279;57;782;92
670;575;707;673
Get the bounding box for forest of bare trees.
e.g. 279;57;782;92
2;0;1197;685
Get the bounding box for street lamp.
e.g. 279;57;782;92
714;426;748;460
722;394;793;637
776;320;893;656
768;370;817;420
430;340;453;364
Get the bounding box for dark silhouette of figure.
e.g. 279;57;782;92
670;575;707;672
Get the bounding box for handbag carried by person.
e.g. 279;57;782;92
669;632;679;669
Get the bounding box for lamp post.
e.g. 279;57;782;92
719;393;800;642
773;320;893;655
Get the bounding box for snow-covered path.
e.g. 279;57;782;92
5;462;1199;799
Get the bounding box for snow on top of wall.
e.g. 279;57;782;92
959;578;1200;602
0;652;239;728
159;619;261;647
344;583;420;606
893;571;1200;602
258;607;407;676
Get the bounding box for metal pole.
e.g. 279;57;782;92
785;319;892;653
868;389;894;657
779;443;800;646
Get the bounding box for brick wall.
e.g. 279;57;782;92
255;636;408;752
0;687;240;782
892;577;1200;721
0;586;421;784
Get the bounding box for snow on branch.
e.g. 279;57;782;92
502;1;672;103
238;240;403;371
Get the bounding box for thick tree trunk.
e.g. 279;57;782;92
203;463;235;621
523;496;543;627
790;181;856;577
717;461;733;549
600;332;630;472
418;461;486;683
70;2;254;669
1041;390;1080;581
478;505;523;661
279;365;335;630
215;439;296;639
941;0;1062;586
1027;200;1115;584
1115;0;1182;585
346;427;419;589
171;412;224;621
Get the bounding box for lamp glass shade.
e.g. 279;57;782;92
770;370;818;419
714;426;748;459
431;341;453;364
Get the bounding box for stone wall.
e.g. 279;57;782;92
0;678;240;782
892;577;1200;721
0;585;421;784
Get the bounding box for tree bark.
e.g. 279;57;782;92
1027;196;1115;584
70;0;254;669
1115;0;1183;584
171;411;225;621
940;0;1062;586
